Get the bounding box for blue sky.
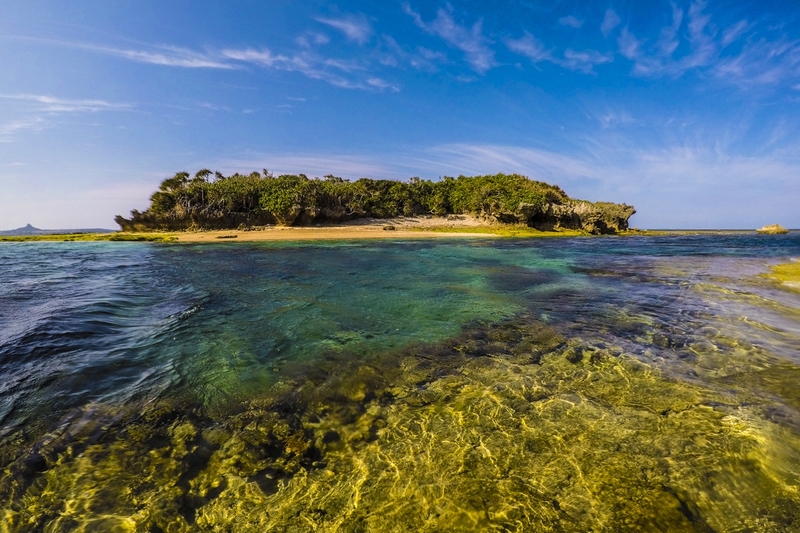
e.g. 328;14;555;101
1;0;799;229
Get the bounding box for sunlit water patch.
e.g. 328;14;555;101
1;234;800;531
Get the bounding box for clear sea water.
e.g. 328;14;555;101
1;234;799;531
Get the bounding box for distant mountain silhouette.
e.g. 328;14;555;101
0;224;115;236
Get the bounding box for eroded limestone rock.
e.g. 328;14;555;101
756;224;789;234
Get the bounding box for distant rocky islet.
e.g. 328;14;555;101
757;224;790;234
0;223;114;236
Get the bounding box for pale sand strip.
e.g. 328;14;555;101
175;215;501;242
174;227;495;243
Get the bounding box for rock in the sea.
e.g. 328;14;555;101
756;224;789;234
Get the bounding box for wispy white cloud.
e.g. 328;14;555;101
0;117;47;141
403;4;497;73
591;108;639;129
0;94;131;113
506;1;789;85
379;35;404;67
322;57;366;72
12;36;393;91
366;77;401;92
616;0;800;88
601;9;621;37
221;48;287;67
561;49;613;73
619;1;716;77
617;28;642;60
418;143;596;181
680;0;717;69
413;47;448;69
0;94;131;141
601;146;800;228
85;36;397;91
721;20;750;48
89;44;235;69
317;14;373;45
713;38;800;86
506;33;553;63
381;35;450;72
559;16;584;29
657;2;683;57
198;102;230;112
211;144;599;186
296;32;330;48
507;33;611;73
5;36;235;69
221;48;386;90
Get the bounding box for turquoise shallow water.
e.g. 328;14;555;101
1;234;800;531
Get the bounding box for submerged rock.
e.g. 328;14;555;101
756;224;789;234
8;311;800;532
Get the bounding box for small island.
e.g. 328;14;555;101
115;171;635;237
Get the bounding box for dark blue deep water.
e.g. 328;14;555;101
1;234;799;531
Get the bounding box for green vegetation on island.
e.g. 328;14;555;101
115;170;636;234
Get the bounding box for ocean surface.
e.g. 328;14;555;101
1;234;799;532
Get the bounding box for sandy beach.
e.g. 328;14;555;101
173;215;501;243
174;228;493;242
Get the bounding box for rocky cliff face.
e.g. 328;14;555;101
488;201;636;234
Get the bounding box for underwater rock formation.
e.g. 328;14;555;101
4;313;800;532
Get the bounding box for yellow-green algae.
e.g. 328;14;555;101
409;226;655;238
0;233;176;243
409;225;592;238
765;260;800;293
3;316;800;532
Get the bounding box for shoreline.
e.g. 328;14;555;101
175;226;498;242
1;219;796;243
0;216;594;242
